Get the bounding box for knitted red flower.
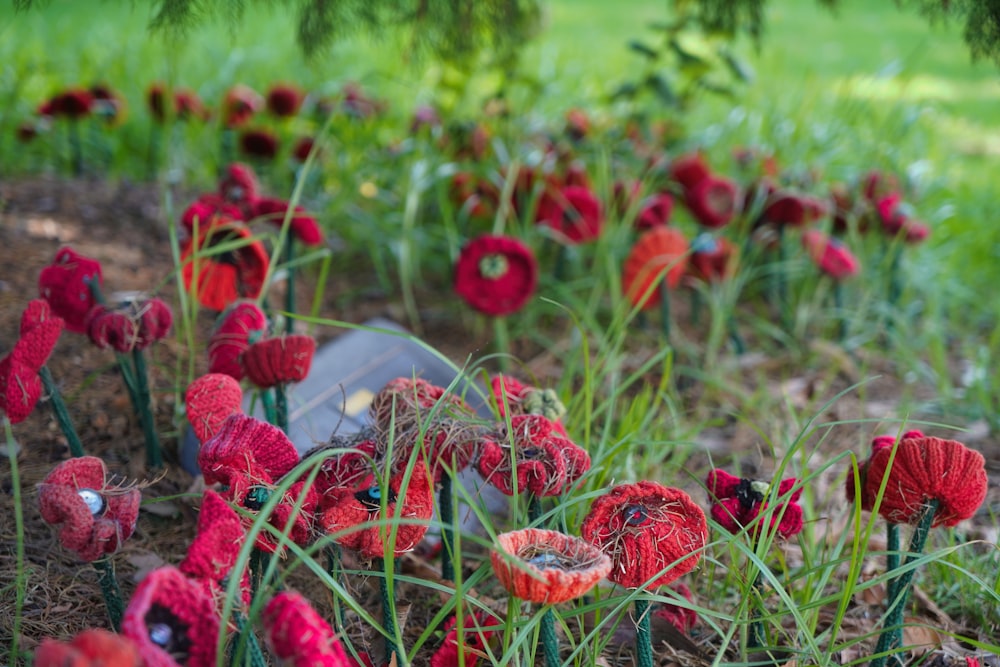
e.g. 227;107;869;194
179;490;248;602
38;456;141;562
491;528;611;604
0;356;43;424
309;435;380;495
242;335;317;388
291;137;317;163
251;196;324;246
635;193;674;230
454;234;538;317
706;469;803;540
429;610;503;667
535;185;604;244
687;234;736;283
49;88;95;118
801;230;859;280
15;298;64;370
207;300;269;381
85;298;173;353
38;247;104;333
668;153;711;191
219;163;260;208
186;373;244;444
684;175;739;229
222;84;263;127
181;195;245;235
863;435;987;527
450;172;500;221
263;591;351;666
180;221;269;311
477;415;589;497
35;629;141;667
239;129;280;160
176;88;210;122
759;192;810;227
266;84;305;118
490;375;567;434
121;566;221;667
653;583;699;634
581;481;707;589
622;226;689;311
90;84;126;124
319;461;434;558
845;430;925;511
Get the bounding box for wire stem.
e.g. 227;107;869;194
38;365;85;458
94;558;124;631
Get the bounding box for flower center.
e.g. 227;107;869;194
77;488;105;516
736;479;768;509
522;447;540;459
622;503;650;527
243;486;271;511
146;604;191;661
527;553;562;569
354;486;396;512
478;254;509;279
523;389;566;422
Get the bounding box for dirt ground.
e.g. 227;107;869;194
0;175;997;665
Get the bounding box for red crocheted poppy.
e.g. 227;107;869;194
199;414;299;485
319;461;434;559
580;481;707;589
845;430;925;511
38;456;141;562
239;129;279;160
429;610;503;667
121;566;221;667
653;583;699;634
38;247;104;333
291;137;317;163
622;226;690;311
490;375;568;433
535;185;604;244
16;298;64;370
668;153;711;192
635;193;674;230
265;84;305;118
175;89;210;122
687;234;736;284
180;221;269;312
35;629;141;667
219;163;260;208
186;373;244;444
706;469;804;540
147;83;169;122
759;192;809;227
263;591;351;666
0;355;43;424
85;298;173;353
222;84;263;128
179;490;248;605
207;300;269;381
181;195;245;235
802;231;859;280
49;89;95;118
309;435;381;495
369;378;455;425
242;335;317;388
863;435;987;527
251;196;324;246
477;415;588;497
684;176;739;229
450;172;500;221
453;234;538;317
491;528;611;604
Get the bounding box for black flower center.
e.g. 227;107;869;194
243;486;271;511
622;503;650;527
735;479;767;509
146;604;191;662
354;486;396;512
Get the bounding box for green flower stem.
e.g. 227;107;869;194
326;544;344;622
776;225;790;332
378;557;399;665
528;494;543;526
833;279;847;342
886;522;900;602
659;281;672;340
274;384;289;434
872;499;940;667
284;237;296;336
748;571;766;650
634;597;654;667
131;349;163;469
493;317;510;373
5;418;26;665
728;316;746;355
249;548;270;601
689;289;702;327
259;388;278;427
93;557;124;631
68;118;83;176
553;244;569;282
231;612;268;667
540;607;560;667
147;123;161;179
439;476;455;582
38;365;85;458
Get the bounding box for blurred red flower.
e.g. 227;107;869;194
239;128;280;160
622;226;689;310
266;83;305;118
264;591;352;666
85;297;173;353
242;335;317;388
35;629;141;667
251;196;324;246
180;221;269;312
38;247;104;333
454;234;538;316
478;414;589;497
801;230;860;280
706;469;803;540
207;300;269;381
535;185;604;244
222;84;263;127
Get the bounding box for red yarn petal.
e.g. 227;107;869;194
622;227;689;311
263;591;351;665
199;414;300;483
38;247;103;333
242;335;316;388
179;490;246;588
186;373;244;444
207;300;268;381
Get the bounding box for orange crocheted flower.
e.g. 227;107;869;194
622;227;690;311
581;481;707;589
863;435;987;527
180;222;269;312
35;629;141;667
491;528;611;604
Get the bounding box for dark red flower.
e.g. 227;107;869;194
239;129;279;160
862;170;900;204
84;298;173;353
220;163;260;208
454;234;538;316
16;121;39;143
89;84;126;124
263;591;352;666
535;185;604;244
653;583;699;634
759;192;810;227
450;172;500;221
38;247;104;333
0;356;43;424
903;220;930;243
669;152;711;191
35;629;141;667
829;184;860;235
291;136;317;163
308;434;380;495
242;335;317;388
38;456;141;562
178;490;248;601
181;195;246;235
319;461;434;558
635;193;674;230
622;226;689;310
565;108;590;141
175;88;210;122
222;84;263;127
491;528;611;604
687;234;736;283
180;221;269;311
251;196;324;246
429;610;503;667
185;373;244;444
684;176;739;229
862;435;987;527
147;83;169;122
266;83;305;118
581;481;707;589
875;193;906;235
340;82;385;119
563;161;592;190
845;430;925;511
121;566;221;667
477;415;589;497
207;300;269;381
49;88;94;118
801;230;859;280
706;469;803;540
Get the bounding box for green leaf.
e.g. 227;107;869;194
720;48;754;83
609;82;639;101
644;73;677;106
627;40;659;59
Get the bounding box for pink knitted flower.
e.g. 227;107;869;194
38;247;103;333
263;591;352;666
185;373;244;444
801;231;860;280
178;490;247;600
35;629;141;667
706;469;803;540
38;456;141;562
121;566;221;667
207;300;269;381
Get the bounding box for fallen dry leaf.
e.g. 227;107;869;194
902;618;944;655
